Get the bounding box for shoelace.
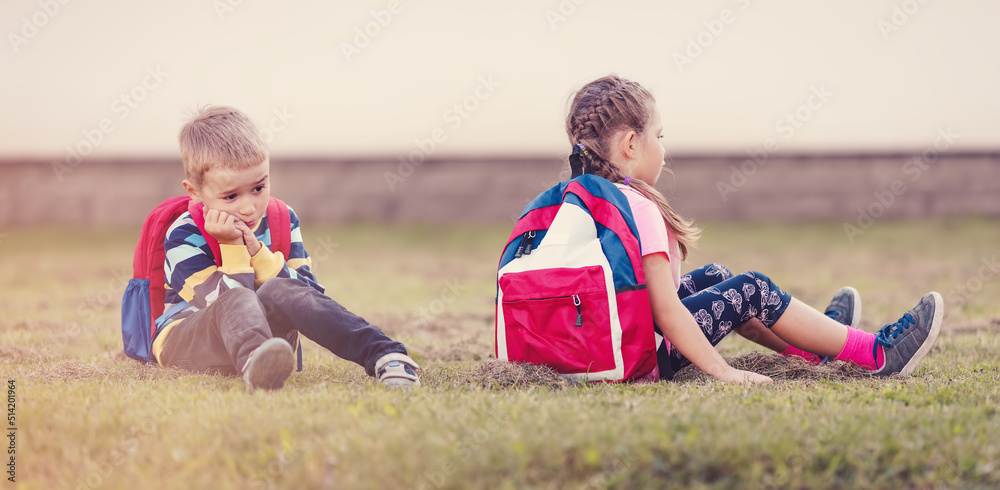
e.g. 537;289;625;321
872;312;916;367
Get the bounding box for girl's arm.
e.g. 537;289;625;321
643;253;772;385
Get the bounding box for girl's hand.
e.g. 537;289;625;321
235;220;262;257
203;208;243;245
642;253;773;386
711;366;773;385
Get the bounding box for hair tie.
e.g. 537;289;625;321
569;144;589;178
623;176;631;186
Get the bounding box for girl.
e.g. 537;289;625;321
564;75;943;384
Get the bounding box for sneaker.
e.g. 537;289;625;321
825;286;862;327
242;338;295;390
871;292;944;377
375;353;421;388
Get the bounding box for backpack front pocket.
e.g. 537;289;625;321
499;266;614;374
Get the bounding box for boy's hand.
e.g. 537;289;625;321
235;220;262;257
203;208;243;245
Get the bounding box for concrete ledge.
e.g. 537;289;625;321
2;152;998;226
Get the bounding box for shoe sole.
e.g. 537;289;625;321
898;291;944;377
245;339;295;390
381;377;420;389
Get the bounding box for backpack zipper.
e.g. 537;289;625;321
573;295;583;327
514;230;537;258
522;230;537;255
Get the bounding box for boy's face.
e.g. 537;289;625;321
183;160;271;230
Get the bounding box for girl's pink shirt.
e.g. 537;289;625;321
618;184;682;358
617;185;682;288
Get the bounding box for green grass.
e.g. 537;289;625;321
3;218;1000;489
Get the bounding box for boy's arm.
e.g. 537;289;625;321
249;207;325;293
165;214;255;309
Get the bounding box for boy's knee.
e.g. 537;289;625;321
256;277;297;305
218;287;259;306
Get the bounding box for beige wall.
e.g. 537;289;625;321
2;153;998;227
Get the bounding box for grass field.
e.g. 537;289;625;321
3;218;1000;489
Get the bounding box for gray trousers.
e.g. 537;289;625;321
159;277;408;376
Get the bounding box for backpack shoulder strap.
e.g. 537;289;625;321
135;196;192;323
187;201;223;267
266;197;292;258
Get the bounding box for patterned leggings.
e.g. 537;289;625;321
657;263;793;380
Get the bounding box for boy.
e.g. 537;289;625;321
152;105;420;390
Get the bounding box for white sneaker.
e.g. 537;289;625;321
375;353;420;388
242;338;295;390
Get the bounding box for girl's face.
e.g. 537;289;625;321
632;105;666;185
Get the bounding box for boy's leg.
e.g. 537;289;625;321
256;277;409;377
665;271;794;376
158;288;274;375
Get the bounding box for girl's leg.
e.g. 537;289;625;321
676;263;732;299
769;298;848;357
680;264;794;353
671;267;940;376
667;271;794;375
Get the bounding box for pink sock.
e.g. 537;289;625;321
780;345;823;365
834;327;885;370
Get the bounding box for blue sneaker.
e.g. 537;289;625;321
871;292;943;377
825;286;862;327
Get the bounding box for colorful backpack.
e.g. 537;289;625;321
495;175;659;382
120;196;299;368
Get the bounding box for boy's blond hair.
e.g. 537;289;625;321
179;106;267;187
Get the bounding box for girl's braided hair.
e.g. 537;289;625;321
565;75;700;259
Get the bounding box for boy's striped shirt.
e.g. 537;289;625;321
152;206;322;362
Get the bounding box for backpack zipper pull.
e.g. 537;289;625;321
523;230;537;255
514;232;528;258
573;295;583;327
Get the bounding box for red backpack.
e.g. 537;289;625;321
495;176;659;382
120;196;293;365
